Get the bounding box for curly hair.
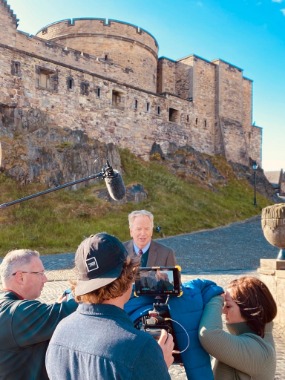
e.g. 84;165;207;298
72;256;139;304
228;276;277;338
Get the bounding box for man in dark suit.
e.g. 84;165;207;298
124;210;177;267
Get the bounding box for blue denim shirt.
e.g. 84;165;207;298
46;303;171;380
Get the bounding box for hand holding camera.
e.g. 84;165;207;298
158;329;174;368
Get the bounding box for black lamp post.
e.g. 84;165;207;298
252;161;258;206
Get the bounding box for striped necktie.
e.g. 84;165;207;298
138;249;143;256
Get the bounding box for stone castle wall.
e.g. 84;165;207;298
0;0;263;181
0;0;17;45
35;18;158;93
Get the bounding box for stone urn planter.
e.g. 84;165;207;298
261;203;285;260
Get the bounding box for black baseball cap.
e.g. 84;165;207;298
75;232;128;296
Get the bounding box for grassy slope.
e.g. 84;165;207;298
0;149;272;256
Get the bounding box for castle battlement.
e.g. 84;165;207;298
0;0;262;172
0;0;18;27
36;18;158;51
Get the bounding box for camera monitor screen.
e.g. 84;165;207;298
134;266;182;297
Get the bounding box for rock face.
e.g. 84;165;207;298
150;143;277;202
0;106;276;203
0;106;122;188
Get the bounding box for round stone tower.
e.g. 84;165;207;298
36;18;159;92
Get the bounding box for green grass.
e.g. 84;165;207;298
0;149;272;256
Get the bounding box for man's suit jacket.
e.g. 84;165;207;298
124;240;177;267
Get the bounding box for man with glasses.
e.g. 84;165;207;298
0;249;77;380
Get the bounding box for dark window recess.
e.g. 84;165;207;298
146;102;150;112
11;61;21;76
186;115;190;123
157;106;161;115
104;54;108;61
36;67;58;91
67;77;74;90
169;108;179;122
196;117;198;125
50;74;59;91
204;119;207;127
134;99;138;109
80;82;89;95
112;90;124;108
97;87;101;97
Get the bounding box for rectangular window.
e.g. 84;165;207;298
112;90;125;109
36;67;58;91
67;77;74;90
11;61;21;76
39;72;49;88
169;108;179;122
80;82;89;95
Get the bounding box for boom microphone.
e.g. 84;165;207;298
103;161;126;201
0;160;125;208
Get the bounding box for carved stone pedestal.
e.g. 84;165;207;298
261;203;285;260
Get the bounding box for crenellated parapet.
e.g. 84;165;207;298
35;18;158;92
0;0;18;47
0;0;18;27
0;1;263;169
36;18;158;55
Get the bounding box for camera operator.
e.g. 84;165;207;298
46;232;174;380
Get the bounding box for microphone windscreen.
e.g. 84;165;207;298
104;170;126;201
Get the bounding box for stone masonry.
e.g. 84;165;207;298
0;0;262;175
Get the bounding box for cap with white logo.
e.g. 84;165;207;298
75;232;128;296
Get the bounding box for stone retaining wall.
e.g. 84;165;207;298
258;259;285;326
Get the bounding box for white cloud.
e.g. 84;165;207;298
272;0;283;3
281;8;285;14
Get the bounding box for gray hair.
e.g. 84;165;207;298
0;249;40;281
128;210;154;229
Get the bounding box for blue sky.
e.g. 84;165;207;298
6;0;285;171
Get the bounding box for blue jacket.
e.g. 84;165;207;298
125;278;223;380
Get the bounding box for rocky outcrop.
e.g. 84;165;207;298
150;142;277;202
0;106;122;188
0;106;276;203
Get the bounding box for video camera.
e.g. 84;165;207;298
133;266;185;363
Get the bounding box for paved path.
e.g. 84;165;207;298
1;216;284;379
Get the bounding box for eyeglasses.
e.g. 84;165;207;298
12;271;46;276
